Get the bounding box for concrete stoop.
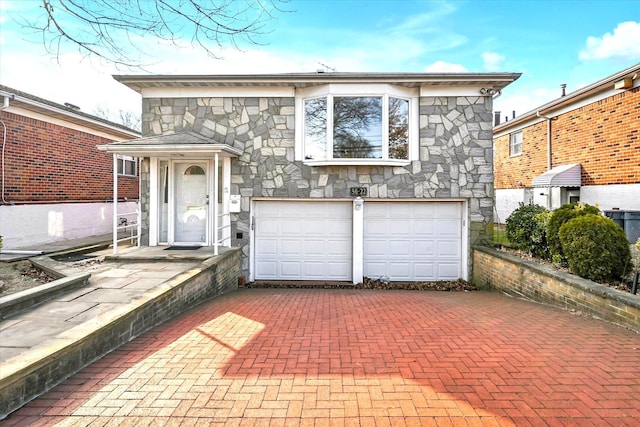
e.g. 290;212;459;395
0;248;242;420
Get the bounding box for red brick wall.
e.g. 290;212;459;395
1;111;138;203
495;86;640;189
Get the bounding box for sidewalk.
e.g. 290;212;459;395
0;233;120;262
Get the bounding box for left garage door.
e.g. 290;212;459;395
254;201;352;281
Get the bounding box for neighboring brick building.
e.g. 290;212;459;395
493;63;640;223
0;85;140;249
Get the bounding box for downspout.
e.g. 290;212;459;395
536;111;554;209
1;93;14;205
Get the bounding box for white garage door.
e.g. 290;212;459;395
364;202;463;281
254;201;352;281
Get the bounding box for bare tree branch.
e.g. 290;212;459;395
21;0;291;68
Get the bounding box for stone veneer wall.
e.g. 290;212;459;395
141;95;495;276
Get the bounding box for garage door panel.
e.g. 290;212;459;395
438;219;461;236
328;239;351;256
414;203;437;217
281;219;305;235
413;263;435;278
437;203;462;217
364;219;388;235
280;262;302;277
364;262;387;278
257;218;279;235
364;239;387;256
255;261;277;277
437;240;460;257
438;263;461;279
281;240;302;255
364;202;462;281
329;219;352;235
388;220;411;235
255;201;352;281
413;220;435;235
256;239;278;254
389;241;411;256
413;241;435;255
388;262;411;279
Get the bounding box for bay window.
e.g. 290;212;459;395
296;85;417;164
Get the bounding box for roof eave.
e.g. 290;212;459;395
495;63;640;133
114;72;522;93
0;87;140;139
97;143;243;157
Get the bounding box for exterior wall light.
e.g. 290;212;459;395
354;196;363;211
479;87;498;96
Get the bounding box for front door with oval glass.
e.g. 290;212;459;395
173;162;208;245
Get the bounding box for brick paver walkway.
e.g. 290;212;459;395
5;289;640;426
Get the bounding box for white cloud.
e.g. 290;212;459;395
424;61;468;73
482;52;505;71
579;21;640;61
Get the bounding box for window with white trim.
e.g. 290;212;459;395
509;131;523;156
296;84;418;164
117;155;137;176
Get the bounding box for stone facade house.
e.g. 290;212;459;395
99;72;520;283
493;63;640;223
0;85;140;250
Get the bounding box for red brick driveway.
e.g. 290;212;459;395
5;289;640;426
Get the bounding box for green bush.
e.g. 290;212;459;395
505;204;549;256
530;211;552;259
559;214;631;282
547;202;600;259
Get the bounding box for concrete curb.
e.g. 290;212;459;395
0;272;90;319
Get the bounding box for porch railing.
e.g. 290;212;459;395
214;212;231;255
113;208;141;254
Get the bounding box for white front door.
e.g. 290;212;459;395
172;161;208;245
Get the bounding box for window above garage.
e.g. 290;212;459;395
295;84;419;166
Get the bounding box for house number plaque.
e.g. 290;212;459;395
350;187;368;197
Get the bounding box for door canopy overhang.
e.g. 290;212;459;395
97;131;242;158
532;163;581;187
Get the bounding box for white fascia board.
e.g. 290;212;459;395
140;86;295;98
420;85;490;97
297;84;419;98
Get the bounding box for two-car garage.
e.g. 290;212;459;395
252;200;465;283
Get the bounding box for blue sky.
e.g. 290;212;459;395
1;0;639;125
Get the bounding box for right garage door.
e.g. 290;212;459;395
363;202;463;281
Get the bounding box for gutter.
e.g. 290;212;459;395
536;111;554;171
1;93;15;204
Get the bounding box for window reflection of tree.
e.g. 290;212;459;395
304;96;409;160
333;97;381;158
389;97;409;160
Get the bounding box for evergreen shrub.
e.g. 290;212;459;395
559;214;631;282
505;204;549;256
547;202;600;259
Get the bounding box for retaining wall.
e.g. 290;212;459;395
472;246;640;333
